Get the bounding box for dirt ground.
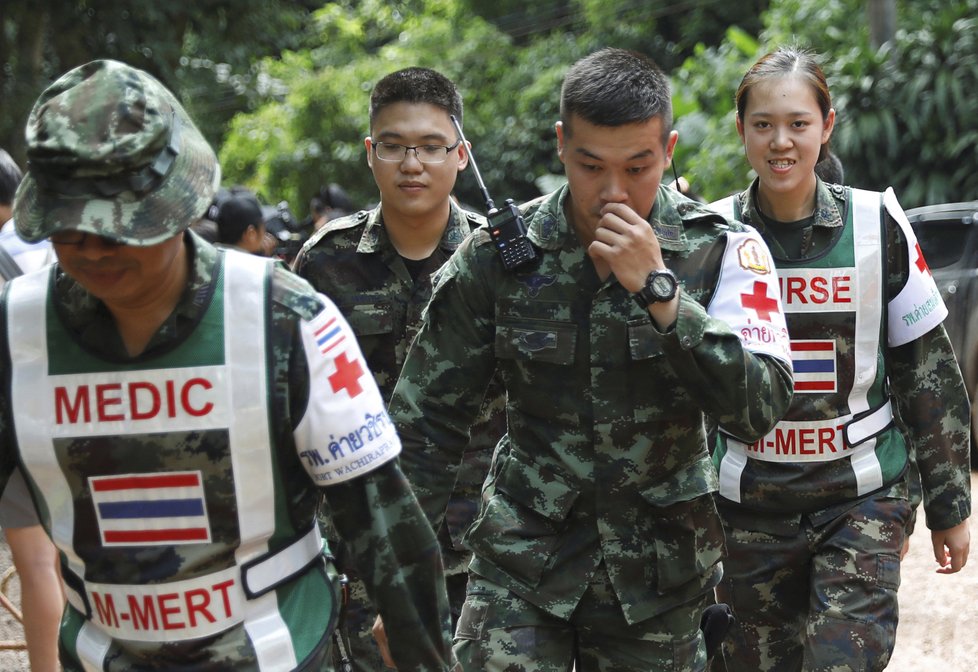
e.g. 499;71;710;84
884;470;978;670
0;475;973;671
0;534;29;670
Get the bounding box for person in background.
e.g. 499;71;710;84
189;217;219;244
384;48;793;670
5;58;454;671
293;66;504;672
709;46;970;672
0;148;64;672
309;183;356;233
210;185;274;255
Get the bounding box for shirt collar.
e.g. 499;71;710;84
740;177;845;233
357;201;474;255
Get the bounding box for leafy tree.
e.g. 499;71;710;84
219;0;549;212
674;0;978;207
671;27;761;202
826;1;978;206
220;0;773;214
457;0;577;45
0;0;319;162
463;0;768;69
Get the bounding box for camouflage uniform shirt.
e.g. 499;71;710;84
293;202;506;575
389;184;794;624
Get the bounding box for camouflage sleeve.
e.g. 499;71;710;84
663;292;794;442
669;228;794;442
272;268;454;670
322;460;455;671
885;217;971;530
388;241;498;529
889;324;971;530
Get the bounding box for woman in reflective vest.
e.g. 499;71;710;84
709;46;971;672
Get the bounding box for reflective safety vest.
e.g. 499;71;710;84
711;187;946;511
6;251;330;671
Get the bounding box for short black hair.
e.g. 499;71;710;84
0;149;23;206
212;186;264;245
369;67;463;129
311;183;354;217
560;48;673;143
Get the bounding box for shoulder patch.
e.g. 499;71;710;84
464;210;488;230
735;236;773;275
882;187;949;346
321;212;366;234
270;265;326;321
714;228;791;364
294;295;401;485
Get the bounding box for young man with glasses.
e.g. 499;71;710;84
293;66;504;671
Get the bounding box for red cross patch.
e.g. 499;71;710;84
741;280;780;322
329;352;365;398
914;242;931;276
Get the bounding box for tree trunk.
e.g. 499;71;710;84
868;0;897;49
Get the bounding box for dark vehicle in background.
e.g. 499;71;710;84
906;201;978;466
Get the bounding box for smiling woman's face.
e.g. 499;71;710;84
737;74;835;215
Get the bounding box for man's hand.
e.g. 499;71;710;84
931;519;970;574
372;614;396;668
588;202;663;291
588;202;679;328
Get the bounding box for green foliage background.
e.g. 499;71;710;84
4;0;977;214
218;0;768;212
674;0;978;206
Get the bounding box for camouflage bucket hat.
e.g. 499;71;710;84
13;59;220;246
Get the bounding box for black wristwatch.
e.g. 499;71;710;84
633;268;678;308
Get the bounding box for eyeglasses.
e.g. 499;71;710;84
49;231;126;247
371;139;462;164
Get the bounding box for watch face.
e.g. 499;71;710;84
650;273;676;297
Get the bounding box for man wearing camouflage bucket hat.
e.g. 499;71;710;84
5;59;455;671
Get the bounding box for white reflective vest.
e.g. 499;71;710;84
6;251;327;671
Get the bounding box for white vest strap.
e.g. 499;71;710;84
722;400;893;465
848;188;885;494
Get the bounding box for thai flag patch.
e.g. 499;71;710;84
314;316;346;357
90;471;212;547
791;340;837;393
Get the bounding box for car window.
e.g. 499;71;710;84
912;221;973;269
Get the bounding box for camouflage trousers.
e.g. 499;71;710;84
716;494;911;672
327;566;469;672
454;569;710;671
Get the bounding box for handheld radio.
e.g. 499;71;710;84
450;115;537;270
